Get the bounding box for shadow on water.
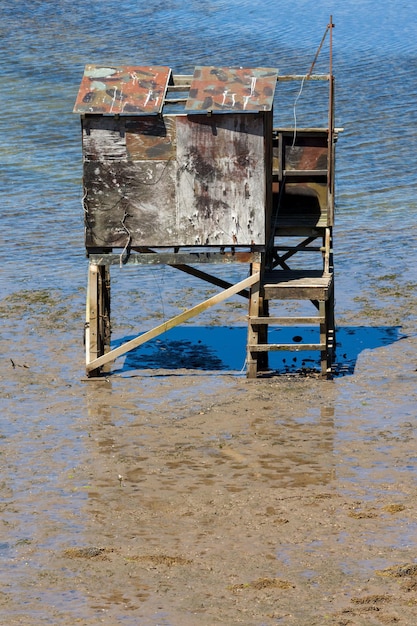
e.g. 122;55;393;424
116;325;406;376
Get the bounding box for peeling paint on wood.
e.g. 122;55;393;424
84;159;177;248
176;114;268;245
83;112;272;248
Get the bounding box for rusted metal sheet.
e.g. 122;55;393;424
273;132;328;173
74;65;171;115
272;130;330;227
125;117;176;161
284;142;328;171
185;66;278;113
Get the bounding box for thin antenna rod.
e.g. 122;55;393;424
329;15;334;76
307;19;332;78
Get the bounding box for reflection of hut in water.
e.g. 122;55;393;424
74;20;338;378
247;405;336;488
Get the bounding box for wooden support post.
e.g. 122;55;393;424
257;296;269;371
319;300;328;377
323;227;332;275
326;288;336;366
247;261;263;379
320;294;336;379
86;264;99;374
100;265;111;373
86;263;111;377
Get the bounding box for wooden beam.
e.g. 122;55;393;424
277;74;330;81
283;169;328;177
249;316;325;324
88;251;260;266
246;261;262;379
86;272;260;373
249;343;326;351
171;264;249;299
85;264;99;366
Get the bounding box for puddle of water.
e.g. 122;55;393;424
117;324;405;377
364;521;417;549
340;557;392;578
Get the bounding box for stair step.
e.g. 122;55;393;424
263;270;333;300
248;343;326;352
249;316;325;324
283;169;328;177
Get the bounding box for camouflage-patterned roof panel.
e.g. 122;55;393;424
185;66;278;113
74;65;172;115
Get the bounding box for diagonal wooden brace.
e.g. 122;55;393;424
86;272;260;373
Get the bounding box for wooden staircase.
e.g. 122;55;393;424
247;267;335;377
246;124;337;378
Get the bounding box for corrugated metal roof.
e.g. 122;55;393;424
73;65;171;115
185;66;278;113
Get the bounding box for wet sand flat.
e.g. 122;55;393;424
1;330;417;625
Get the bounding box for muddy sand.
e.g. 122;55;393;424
1;322;417;626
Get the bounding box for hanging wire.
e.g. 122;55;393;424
291;74;307;148
156;264;167;324
307;21;331;78
292;20;332;148
268;19;333;268
119;210;132;267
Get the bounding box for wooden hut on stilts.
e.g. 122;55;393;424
74;19;338;379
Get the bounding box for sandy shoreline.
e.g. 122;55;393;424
1;329;417;624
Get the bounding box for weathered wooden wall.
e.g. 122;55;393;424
83;112;271;249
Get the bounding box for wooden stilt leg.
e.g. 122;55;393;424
86;264;99;377
257;296;269;371
86;263;111;377
326;286;336;365
319;300;328;377
100;265;112;373
247;261;262;379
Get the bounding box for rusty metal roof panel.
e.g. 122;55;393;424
185;66;278;113
73;65;172;115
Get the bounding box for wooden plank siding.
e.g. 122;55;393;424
83;112;272;249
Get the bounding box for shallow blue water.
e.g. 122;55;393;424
2;0;417;301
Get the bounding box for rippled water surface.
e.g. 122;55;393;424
2;0;417;299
